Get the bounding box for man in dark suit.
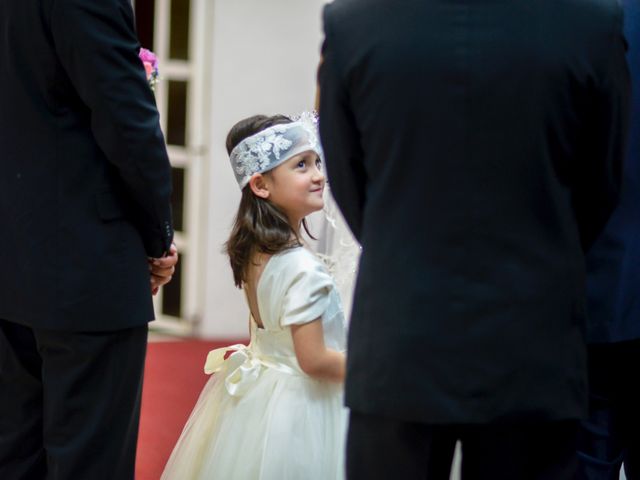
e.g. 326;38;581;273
319;0;630;478
0;1;177;478
577;1;640;478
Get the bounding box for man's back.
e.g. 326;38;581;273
586;0;640;343
0;2;176;478
320;0;629;423
0;0;173;331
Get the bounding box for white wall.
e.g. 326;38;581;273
200;0;328;338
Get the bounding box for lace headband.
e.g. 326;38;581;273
229;112;323;189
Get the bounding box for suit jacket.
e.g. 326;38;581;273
0;0;173;331
585;0;640;344
320;0;629;424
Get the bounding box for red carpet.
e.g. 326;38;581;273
135;339;247;480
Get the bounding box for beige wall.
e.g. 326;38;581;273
200;0;328;338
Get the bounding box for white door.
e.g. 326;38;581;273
133;0;211;335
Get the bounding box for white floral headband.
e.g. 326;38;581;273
229;112;323;189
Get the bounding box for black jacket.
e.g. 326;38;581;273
319;0;629;423
586;0;640;344
0;0;173;331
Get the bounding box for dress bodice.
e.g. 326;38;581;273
253;247;347;357
204;247;347;388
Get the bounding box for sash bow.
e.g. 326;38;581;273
204;344;298;396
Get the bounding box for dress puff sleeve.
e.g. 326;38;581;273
280;250;334;328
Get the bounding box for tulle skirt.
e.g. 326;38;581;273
161;368;347;480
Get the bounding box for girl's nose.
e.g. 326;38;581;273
312;166;325;183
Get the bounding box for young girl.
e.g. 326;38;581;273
161;114;348;480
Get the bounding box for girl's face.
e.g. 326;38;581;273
264;150;325;226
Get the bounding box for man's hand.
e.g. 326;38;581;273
149;243;178;295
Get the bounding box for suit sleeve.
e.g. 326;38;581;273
574;8;630;252
50;0;173;258
318;4;367;242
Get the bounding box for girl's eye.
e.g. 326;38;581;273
316;158;323;169
297;160;306;169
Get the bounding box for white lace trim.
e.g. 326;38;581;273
229;113;323;189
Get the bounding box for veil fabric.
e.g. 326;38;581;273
315;186;361;320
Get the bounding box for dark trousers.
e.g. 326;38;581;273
577;340;640;480
347;411;579;480
0;318;148;480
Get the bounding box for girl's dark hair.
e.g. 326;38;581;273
225;114;314;288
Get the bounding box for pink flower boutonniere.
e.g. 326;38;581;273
139;47;159;91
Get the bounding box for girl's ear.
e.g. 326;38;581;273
249;174;270;199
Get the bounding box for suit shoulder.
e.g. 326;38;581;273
323;0;370;29
560;0;623;30
580;0;622;16
549;0;624;64
324;0;368;17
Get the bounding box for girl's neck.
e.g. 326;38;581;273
288;216;303;237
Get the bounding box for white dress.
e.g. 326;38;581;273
161;247;348;480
